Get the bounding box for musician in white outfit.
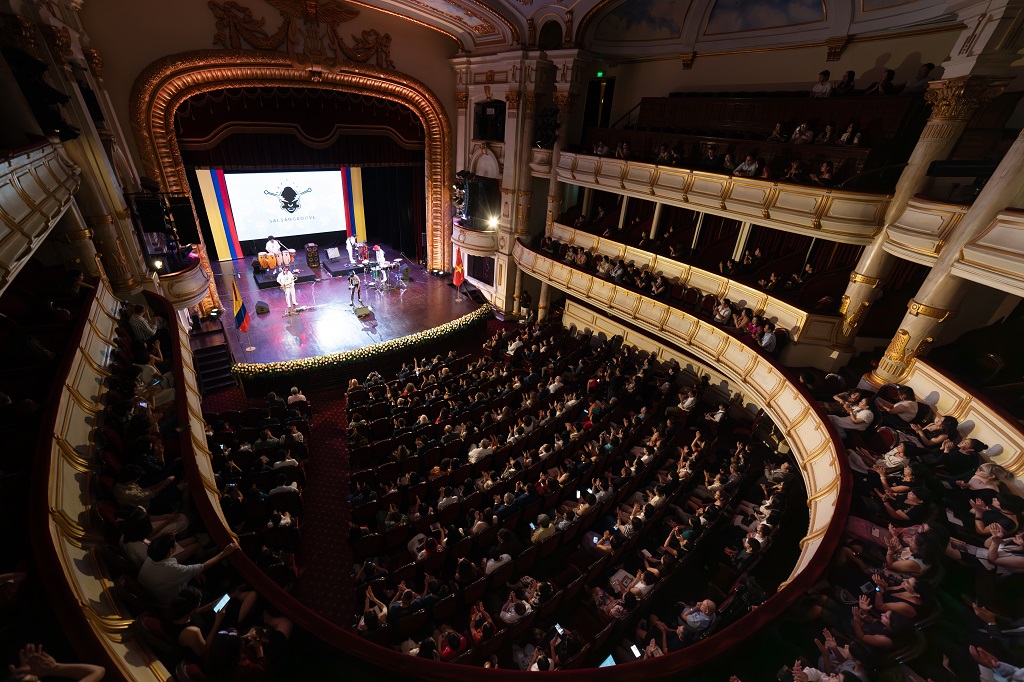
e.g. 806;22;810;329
266;235;284;272
346;234;358;262
373;244;387;267
277;266;298;309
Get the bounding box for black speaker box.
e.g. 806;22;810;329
255;300;270;314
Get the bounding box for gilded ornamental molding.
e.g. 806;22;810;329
907;298;954;322
455;91;468;109
551;91;574;114
0;13;37;53
40;24;72;65
208;0;395;69
848;270;881;288
504;89;520;111
82;48;104;82
924;75;1010;121
129;50;453;272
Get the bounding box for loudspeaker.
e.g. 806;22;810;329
255;300;270;314
354;305;371;317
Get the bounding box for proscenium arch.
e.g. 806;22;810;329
130;50;453;272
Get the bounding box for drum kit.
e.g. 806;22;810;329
367;259;406;293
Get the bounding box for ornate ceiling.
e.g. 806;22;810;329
188;0;955;54
352;0;953;54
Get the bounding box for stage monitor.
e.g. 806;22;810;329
193;168;366;261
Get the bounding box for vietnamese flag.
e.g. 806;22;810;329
453;247;465;287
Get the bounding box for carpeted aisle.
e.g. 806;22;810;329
292;391;354;626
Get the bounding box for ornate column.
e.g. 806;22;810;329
887;76;1009;224
835;75;1007;347
731;221;752;260
649;202;664;240
512;266;523;316
870;127;1024;385
454;90;469;172
544;91;575;236
537;281;550;321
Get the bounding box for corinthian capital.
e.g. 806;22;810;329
925;75;1010;121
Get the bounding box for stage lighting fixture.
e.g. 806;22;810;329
487;216;498;229
152;259;164;271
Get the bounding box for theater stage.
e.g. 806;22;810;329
210;245;482;365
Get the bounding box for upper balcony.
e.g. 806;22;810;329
883;195;971;266
554;152;890;245
0;139;80;297
951;208;1024;299
155;246;214;310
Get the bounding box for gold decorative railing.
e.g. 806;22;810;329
555;151;890;244
0;139;81;296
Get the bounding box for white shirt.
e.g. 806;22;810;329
266;239;283;255
832;408;874;432
811;81;833;97
468;446;493;463
277;270;296;288
375;249;387;266
138;557;204;606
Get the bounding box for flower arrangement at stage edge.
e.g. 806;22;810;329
230;305;494;378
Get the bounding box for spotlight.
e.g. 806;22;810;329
152;259;164;271
487;216;499;229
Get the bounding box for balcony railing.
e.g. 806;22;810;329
555;152;891;245
155;248;213;310
883;195;971;266
951;208;1024;298
548;223;845;352
0;139;80;297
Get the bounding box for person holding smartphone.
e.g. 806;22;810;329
137;535;239;606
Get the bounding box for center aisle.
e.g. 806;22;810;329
293;392;354;625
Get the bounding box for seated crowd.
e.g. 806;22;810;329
586;66;935;190
537;235;789;356
88;300;302;680
554;212;837;310
749;379;1024;682
336;311;805;669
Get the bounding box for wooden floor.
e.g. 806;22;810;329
211;245;481;365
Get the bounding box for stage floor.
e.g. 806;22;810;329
211;246;481;365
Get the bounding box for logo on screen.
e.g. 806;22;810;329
264;185;312;213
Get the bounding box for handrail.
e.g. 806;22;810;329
1;136;52;161
554;151;890;245
610;101;642;130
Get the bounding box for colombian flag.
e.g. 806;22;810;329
453;247;465;288
231;279;250;333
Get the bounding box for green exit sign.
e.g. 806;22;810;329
596;71;604;78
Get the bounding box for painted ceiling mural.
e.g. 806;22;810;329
593;0;689;42
704;0;826;35
860;0;923;11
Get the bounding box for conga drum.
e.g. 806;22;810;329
258;252;270;269
281;249;295;266
265;252;278;269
